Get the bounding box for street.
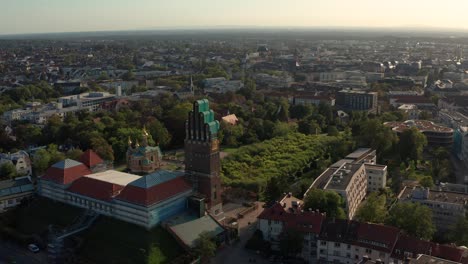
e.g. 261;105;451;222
211;203;269;264
0;241;47;264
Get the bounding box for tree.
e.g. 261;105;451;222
263;177;283;204
192;232;217;263
449;217;468;246
327;125;339;136
358;119;398;157
279;229;303;257
355;193;387;223
419;176;434;188
0;162;17;179
290;104;313;120
399;127;427;163
33;148;51;176
303;188;346;219
66;149;84;160
386;202;435;240
147;119;172;148
90;137;115;161
298;119;321;135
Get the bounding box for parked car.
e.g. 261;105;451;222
27;244;40;253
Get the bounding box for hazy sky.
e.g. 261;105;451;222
2;0;468;35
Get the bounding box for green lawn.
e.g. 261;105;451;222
7;197;83;235
77;216;184;264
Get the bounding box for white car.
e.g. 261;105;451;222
27;244;40;253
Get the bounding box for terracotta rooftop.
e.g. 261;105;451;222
41;159;91;185
80;149;104;168
68;177;124;202
116;175;192;207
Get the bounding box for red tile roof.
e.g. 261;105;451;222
80;149;104;168
355;222;400;253
391;234;465;262
41;163;91;185
116;176;192;206
68;177;124;202
258;203;325;234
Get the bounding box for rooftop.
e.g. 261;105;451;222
399;186;468;205
0;177;34;198
385;120;453;133
167;213;224;248
324;163;364;190
85;170;141;186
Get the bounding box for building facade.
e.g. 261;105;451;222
184;99;223;217
305;149;386;219
397;186;468;232
126;128;162;174
336;90;378;113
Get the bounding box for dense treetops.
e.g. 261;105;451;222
221;133;350;191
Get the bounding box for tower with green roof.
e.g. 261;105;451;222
184;99;223;216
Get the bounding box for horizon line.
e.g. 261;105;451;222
2;25;468;38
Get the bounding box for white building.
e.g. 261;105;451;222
0;177;34;212
0;151;32;176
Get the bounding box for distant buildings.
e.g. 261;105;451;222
292;93;336;107
397;186;468;232
438;110;468;163
384;120;454;147
203;77;244;94
336;89;378;113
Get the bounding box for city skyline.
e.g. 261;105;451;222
2;0;468;35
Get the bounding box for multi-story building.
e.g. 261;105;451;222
258;196;468;264
397;186;468;232
257;195;325;263
336;89;378;113
305;149;387;218
0;177;34;212
184;99;223;217
292;93;336;107
384;120;454;147
438;110;468;164
307;162;367;219
58;92;116;111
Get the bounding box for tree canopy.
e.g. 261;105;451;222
386;202;435;240
303;188;347;219
355;193;387;223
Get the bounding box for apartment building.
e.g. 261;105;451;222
336;89;378;113
305;149;387;219
385;120;454;147
397;186;468;232
258;196;468;264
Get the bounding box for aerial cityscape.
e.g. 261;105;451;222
1;1;468;264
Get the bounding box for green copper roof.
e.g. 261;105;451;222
195;99;219;136
196;99;210;113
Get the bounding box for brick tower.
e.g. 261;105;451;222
184;99;223;216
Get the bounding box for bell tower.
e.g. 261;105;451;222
184;99;223;216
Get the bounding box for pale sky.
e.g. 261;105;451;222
1;0;468;35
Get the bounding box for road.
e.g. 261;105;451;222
0;241;47;264
211;203;269;264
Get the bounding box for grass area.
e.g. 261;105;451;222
5;197;83;235
220;147;239;154
77;216;183;264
